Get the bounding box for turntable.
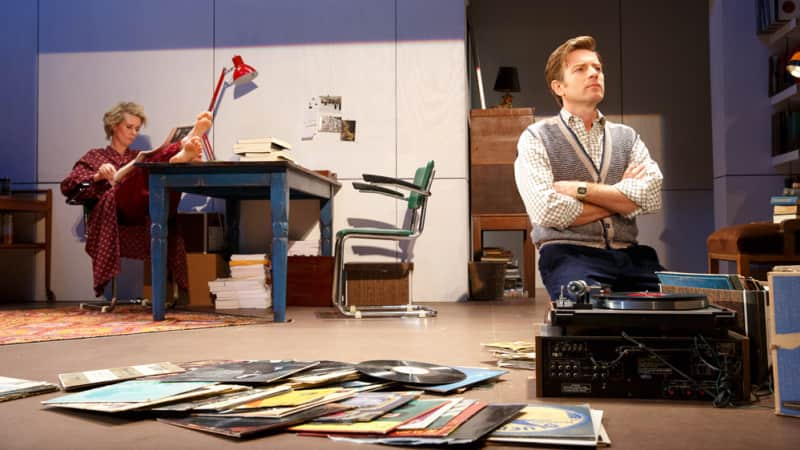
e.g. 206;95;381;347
549;281;737;337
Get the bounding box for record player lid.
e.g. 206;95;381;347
593;292;709;310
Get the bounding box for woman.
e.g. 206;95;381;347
61;101;211;297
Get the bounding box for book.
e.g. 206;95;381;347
0;376;59;402
57;362;185;391
232;137;292;154
239;151;295;162
237;136;292;148
773;213;799;224
770;195;800;205
773;204;800;214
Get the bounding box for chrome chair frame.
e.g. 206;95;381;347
331;161;437;318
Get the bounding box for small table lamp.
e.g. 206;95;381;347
494;66;520;108
203;55;258;160
787;52;800;78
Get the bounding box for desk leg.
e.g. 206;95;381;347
148;175;169;321
320;196;333;257
225;199;240;256
271;172;289;322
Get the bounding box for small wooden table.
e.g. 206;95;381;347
0;190;54;301
471;213;535;296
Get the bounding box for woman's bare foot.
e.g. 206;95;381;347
189;111;213;138
169;136;204;163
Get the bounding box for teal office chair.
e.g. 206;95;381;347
332;160;437;318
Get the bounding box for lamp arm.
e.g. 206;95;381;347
208;67;231;112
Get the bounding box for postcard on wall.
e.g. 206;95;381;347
302;97;319;141
319;115;342;133
319;95;342;112
341;120;356;141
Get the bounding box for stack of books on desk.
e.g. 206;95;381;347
208;254;272;310
234;137;295;162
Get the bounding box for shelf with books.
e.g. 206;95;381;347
764;17;800;53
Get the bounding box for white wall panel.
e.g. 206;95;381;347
211;43;398;180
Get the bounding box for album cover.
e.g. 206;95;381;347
213;389;356;418
58;362;185;391
289;399;449;435
414;366;508;394
157;403;353;439
149;384;291;414
0;376;59;402
160;360;319;384
389;399;486;438
311;391;421;422
489;404;595;439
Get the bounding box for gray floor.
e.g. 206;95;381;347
1;295;799;450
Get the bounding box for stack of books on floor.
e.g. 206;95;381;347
208;254;271;310
24;358;610;446
771;195;800;224
288;239;320;256
481;341;536;370
234;137;295;162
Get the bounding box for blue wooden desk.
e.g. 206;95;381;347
136;161;340;322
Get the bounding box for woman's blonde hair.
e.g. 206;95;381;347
544;36;601;106
103;101;147;139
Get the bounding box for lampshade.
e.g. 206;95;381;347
231;55;258;84
494;66;520;93
788;52;800;78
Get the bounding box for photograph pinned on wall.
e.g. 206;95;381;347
341;120;356;142
319;95;342;112
302;97;319;141
319;115;342;133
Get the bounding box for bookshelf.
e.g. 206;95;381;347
0;190;54;301
764;12;800;166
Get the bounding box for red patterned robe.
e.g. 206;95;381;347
60;144;188;297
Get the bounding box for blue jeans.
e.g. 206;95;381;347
539;243;664;301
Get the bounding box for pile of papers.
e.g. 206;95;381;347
208;254;271;310
234;137;295;162
482;341;536;370
288;239;320;256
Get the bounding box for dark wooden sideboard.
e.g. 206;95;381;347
469;108;536;295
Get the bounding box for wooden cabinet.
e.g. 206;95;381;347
469;108;536;295
0;190;54;301
469;108;534;214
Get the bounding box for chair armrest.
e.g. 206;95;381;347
362;174;430;196
64;181;93;205
352;182;405;199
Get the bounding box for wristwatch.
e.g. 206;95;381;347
576;182;588;201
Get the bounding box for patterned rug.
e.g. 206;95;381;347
0;306;269;345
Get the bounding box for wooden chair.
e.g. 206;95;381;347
707;219;800;277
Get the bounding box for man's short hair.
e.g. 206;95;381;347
544;36;601;106
103;101;147;140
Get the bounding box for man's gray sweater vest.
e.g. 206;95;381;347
529;116;639;249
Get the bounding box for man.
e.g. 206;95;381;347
514;35;664;300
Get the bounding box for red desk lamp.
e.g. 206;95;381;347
202;55;258;160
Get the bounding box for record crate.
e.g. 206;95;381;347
345;262;413;306
287;255;334;307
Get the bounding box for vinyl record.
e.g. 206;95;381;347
355;360;467;385
593;292;708;310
